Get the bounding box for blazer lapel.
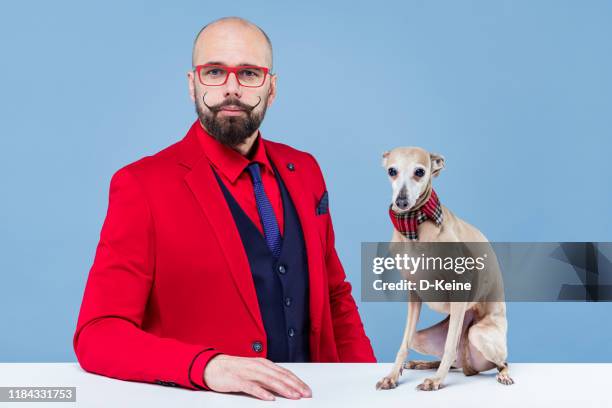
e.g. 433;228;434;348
265;142;325;345
179;127;265;334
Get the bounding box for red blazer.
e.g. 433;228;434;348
73;122;376;390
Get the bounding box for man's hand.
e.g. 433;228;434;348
203;354;312;401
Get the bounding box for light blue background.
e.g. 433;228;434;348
1;1;611;363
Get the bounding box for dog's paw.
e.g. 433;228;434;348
416;377;443;391
376;376;398;390
496;372;514;385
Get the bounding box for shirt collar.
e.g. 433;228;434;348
195;120;274;184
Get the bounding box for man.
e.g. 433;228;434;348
73;17;376;401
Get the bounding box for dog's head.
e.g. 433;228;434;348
382;147;445;212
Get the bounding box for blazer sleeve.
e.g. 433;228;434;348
73;166;222;390
306;154;377;362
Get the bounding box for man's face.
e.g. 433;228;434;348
188;22;276;148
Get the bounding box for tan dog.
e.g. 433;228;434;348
375;147;514;391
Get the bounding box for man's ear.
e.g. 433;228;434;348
381;150;390;167
267;74;277;108
430;152;445;177
187;71;196;102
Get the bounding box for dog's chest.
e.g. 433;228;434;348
424;301;452;314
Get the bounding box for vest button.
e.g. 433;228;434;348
287;163;295;171
284;296;292;307
277;264;287;275
288;328;296;337
252;341;263;353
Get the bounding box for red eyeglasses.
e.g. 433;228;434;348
194;64;270;88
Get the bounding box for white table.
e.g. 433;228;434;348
0;363;608;407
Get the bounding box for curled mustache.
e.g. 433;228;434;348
202;92;262;112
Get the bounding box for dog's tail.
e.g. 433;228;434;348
461;320;479;376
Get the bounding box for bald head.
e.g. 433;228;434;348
192;17;273;71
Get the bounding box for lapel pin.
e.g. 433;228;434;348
287;163;295;171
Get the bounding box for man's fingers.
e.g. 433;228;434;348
242;365;302;399
256;359;312;397
239;380;275;401
247;365;306;399
270;367;311;397
254;374;303;400
206;356;310;400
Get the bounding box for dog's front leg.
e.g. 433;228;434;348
376;296;422;390
416;302;467;391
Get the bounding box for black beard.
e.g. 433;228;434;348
196;93;266;148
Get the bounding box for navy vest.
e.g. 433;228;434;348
212;164;310;362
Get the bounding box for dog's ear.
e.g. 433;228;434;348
381;151;390;167
430;153;445;177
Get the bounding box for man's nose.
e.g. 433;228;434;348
224;72;242;97
395;195;409;210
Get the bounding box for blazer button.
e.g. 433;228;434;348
277;264;287;275
288;328;296;337
287;163;295;171
284;296;292;307
252;341;263;353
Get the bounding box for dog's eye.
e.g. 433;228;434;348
387;167;398;177
414;168;425;177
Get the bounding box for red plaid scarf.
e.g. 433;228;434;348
389;189;443;240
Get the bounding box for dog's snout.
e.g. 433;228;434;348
395;195;409;209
